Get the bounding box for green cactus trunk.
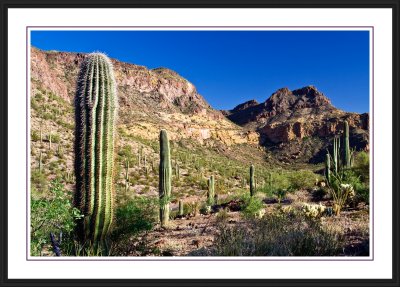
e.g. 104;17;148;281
179;200;184;217
207;175;215;206
48;133;52;149
159;130;172;228
175;162;180;179
333;136;340;173
344;120;351;168
325;152;331;184
250;164;255;196
125;158;129;181
74;53;118;253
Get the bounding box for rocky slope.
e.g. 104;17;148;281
30;47;260;148
223;86;369;163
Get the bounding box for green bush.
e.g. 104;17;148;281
30;180;81;256
342;169;369;205
214;212;342;256
51;133;61;143
112;196;158;240
288;170;318;190
353;151;369;182
31;130;40;142
31;170;48;198
241;196;264;219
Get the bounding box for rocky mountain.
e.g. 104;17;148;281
30;47;260;149
30;47;369;166
223;86;369;163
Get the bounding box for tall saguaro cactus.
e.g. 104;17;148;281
250;164;255;196
74;53;118;252
207;175;215;206
159;130;172;227
344;120;351;168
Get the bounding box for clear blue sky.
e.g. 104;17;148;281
31;30;370;113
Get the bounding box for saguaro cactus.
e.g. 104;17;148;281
207;175;215;206
344;120;351;168
125;158;129;181
179;200;184;217
250;164;255;196
175;162;180;179
159;129;172;227
73;53;118;252
48;133;52;149
333;136;340;173
325;152;331;184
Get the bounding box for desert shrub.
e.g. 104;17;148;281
214;212;342;256
111;196;158;240
30;180;81;256
31;130;40;142
216;208;229;222
341;169;369;205
31;169;48;198
118;145;134;161
288;170;318;190
312;187;329;201
353;151;369;182
51;133;61;143
259;171;291;198
200;203;212;215
242;196;264;219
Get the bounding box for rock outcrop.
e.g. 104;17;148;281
223;85;369;163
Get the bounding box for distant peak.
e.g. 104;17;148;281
232;99;260;112
276;87;291;94
292;85;319;96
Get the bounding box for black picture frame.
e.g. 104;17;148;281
1;0;399;286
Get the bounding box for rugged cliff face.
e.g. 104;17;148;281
223;86;369;163
30;47;259;148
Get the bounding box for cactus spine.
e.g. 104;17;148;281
159;130;172;227
344;120;351;168
250;164;255;196
207;175;215;206
74;53;118;252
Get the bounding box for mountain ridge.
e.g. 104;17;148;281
30;46;369;165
